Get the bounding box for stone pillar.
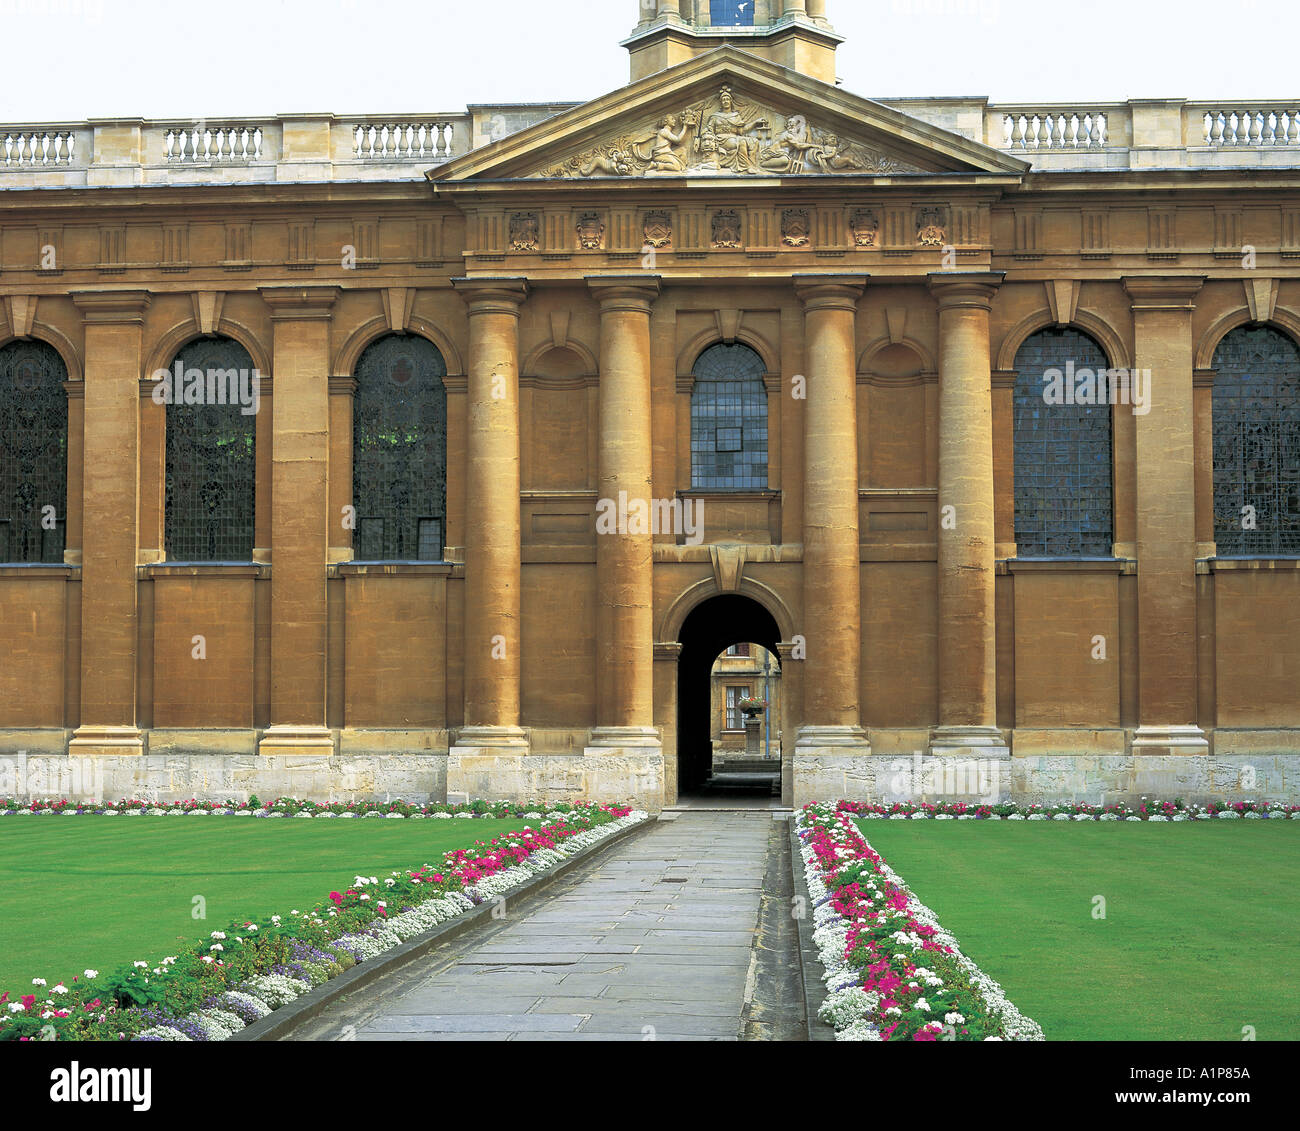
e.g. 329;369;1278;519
792;276;871;803
327;376;356;563
69;290;151;764
1123;277;1209;770
584;277;663;809
928;273;1009;766
256;286;339;759
783;0;809;17
657;0;683;17
450;278;528;751
807;0;829;21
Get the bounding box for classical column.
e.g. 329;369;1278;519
928;273;1008;761
450;277;528;748
657;0;684;18
256;287;339;758
792;276;871;798
587;277;663;790
783;0;810;17
69;291;151;763
807;0;829;21
1123;277;1209;762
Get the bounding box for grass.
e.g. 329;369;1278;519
855;819;1300;1041
0;817;531;999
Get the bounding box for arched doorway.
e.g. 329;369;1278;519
676;594;782;798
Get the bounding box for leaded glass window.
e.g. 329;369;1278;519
1212;326;1300;556
1013;328;1114;557
353;334;447;560
0;340;67;563
710;1;756;25
164;337;256;561
691;343;768;490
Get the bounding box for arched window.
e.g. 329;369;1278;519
164;337;257;562
0;340;67;562
1212;325;1300;555
691;343;768;490
353;334;447;560
709;0;756;25
1012;327;1114;557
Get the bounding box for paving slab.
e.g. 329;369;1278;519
293;812;800;1042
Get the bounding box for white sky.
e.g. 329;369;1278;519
0;0;1295;123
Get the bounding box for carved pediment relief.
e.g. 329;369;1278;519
535;84;923;179
428;48;1028;186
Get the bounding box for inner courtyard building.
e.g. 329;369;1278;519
2;0;1299;809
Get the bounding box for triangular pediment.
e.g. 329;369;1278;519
429;48;1026;183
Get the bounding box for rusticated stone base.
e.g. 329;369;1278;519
448;728;663;810
3;726;1300;807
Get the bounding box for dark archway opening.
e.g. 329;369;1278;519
677;594;782;798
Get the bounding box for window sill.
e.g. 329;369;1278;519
139;562;268;578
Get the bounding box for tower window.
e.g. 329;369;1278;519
710;0;756;26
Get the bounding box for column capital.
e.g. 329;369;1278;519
70;290;151;324
793;273;867;312
328;375;358;396
927;271;1005;311
1122;276;1206;311
258;285;340;321
587;275;661;314
452;276;529;314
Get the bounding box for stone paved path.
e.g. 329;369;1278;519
291;811;804;1041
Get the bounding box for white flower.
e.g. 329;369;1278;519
944;1012;966;1025
51;984;68;995
210;931;226;940
133;961;148;969
8;1002;25;1013
32;978;46;987
84;969;98;979
210;944;224;952
200;956;214;964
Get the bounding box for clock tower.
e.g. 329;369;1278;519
625;1;842;84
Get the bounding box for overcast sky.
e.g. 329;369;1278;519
1;0;1295;122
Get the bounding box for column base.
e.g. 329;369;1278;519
68;725;144;758
1131;724;1209;757
1130;725;1211;796
257;725;335;758
928;725;1011;759
584;727;664;810
452;725;530;752
793;725;872;807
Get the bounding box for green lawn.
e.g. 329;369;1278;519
0;817;530;998
856;819;1300;1041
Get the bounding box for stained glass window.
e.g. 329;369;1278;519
353;334;447;561
710;0;756;25
1013;328;1114;557
164;337;257;562
0;340;67;563
691;343;768;490
1212;326;1300;556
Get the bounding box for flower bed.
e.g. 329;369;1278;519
0;795;598;819
833;798;1299;822
796;802;1045;1042
0;802;647;1042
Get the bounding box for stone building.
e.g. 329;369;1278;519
1;0;1298;809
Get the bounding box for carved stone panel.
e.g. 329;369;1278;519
712;210;742;249
510;212;539;252
782;208;810;247
850;208;879;247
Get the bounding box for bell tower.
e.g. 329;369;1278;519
625;1;842;84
